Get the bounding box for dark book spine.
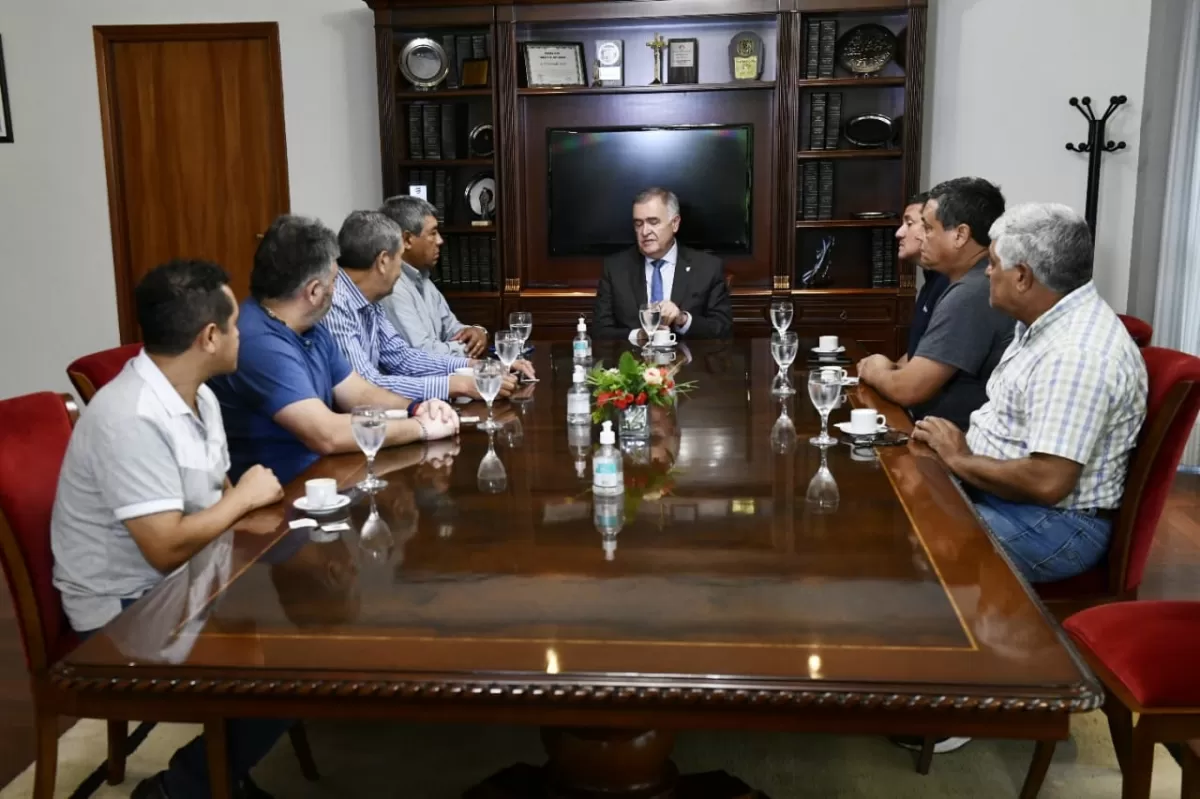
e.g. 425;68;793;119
442;35;459;89
407;104;425;159
809;92;827;151
806;21;821;79
818;21;838;79
471;34;487;60
825;93;842;150
440;103;457;160
817;160;834;221
433;170;448;223
802;162;820;221
422;104;441;160
871;229;886;287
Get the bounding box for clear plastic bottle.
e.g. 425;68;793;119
568;422;591;479
567;365;591;426
572;316;592;364
593;492;624;561
592;420;624;496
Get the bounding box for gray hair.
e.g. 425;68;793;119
380;195;438;237
337;210;402;270
633;187;680;219
251;214;339;301
988;203;1093;295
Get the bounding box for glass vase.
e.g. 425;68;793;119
619;404;650;442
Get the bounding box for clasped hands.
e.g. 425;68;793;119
657;300;686;329
910;416;970;466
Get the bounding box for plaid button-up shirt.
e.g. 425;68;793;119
322;269;470;401
965;282;1147;510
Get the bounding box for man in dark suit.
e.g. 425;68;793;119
592;187;733;341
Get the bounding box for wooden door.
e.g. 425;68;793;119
94;23;290;343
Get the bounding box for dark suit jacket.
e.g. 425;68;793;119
592;245;733;340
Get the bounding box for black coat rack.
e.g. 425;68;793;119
1066;95;1127;235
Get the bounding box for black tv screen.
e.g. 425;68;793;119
547;126;752;257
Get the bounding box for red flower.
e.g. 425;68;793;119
665;379;675;389
614;396;629;410
636;391;647;405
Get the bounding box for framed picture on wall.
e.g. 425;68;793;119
0;36;12;143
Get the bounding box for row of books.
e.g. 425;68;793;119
406;103;473;161
797;161;834;221
431;235;499;291
404;169;455;224
421;33;490;91
804;20;838;80
805;92;843;151
871;228;900;288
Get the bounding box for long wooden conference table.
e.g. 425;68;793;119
52;339;1100;799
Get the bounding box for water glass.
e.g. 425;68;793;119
807;368;842;447
508;311;532;353
473;359;505;432
639;303;662;343
477;432;508;493
495;330;522;370
770;300;794;334
805;448;840;513
350;405;388;490
771;331;799;395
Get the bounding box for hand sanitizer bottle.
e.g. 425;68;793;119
567;365;591;425
592;420;623;496
572;316;592;364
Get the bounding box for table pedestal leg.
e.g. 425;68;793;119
465;727;767;799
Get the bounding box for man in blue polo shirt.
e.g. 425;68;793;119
209;214;460;484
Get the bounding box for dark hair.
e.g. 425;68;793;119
135;260;235;356
380;195;438;237
926;177;1006;246
337;210;403;269
907;191;930;207
249;214;339;301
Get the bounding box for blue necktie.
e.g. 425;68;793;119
650;259;664;304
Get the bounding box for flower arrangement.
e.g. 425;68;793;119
586;351;695;424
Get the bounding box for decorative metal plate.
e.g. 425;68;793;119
399;37;449;90
465;172;497;218
836;24;898;76
468;124;494;158
844;114;895;149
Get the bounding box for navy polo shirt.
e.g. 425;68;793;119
209;300;352;484
907;269;950;359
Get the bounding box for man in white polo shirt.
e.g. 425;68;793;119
52;259;288;799
913;203;1148;584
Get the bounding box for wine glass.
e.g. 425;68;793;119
770;300;794;335
495;330;522;372
359;492;394;564
805;447;840;513
807;368;842;447
639;303;662;346
350;406;388;490
770;399;797;454
472;359;505;432
771;331;799;395
477;431;507;493
508;311;532;354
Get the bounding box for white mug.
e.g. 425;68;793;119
819;365;847;381
818;335;839;352
849;408;887;435
651;349;677;365
652;329;677;346
305;478;338;509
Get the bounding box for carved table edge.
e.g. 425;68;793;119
49;669;1103;713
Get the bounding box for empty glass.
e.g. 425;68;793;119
495;330;522;371
771;331;799;395
770;300;794;335
805;447;840;513
477;431;507;493
807;368;842;447
358;492;393;564
508;311;532;353
350;405;388;490
770;399;797;454
639;303;662;344
472;359;505;432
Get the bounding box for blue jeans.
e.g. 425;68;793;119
968;489;1112;583
78;602;291;799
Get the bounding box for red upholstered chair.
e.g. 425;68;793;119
1036;346;1200;615
0;392;130;798
66;343;142;403
1119;314;1154;347
1022;601;1200;798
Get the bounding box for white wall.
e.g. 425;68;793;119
0;0;381;399
0;0;1156;399
923;0;1153;312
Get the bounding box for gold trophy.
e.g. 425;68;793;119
646;33;667;85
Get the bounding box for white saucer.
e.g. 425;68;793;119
293;494;351;515
812;346;846;355
840;376;860;386
834;421;887;437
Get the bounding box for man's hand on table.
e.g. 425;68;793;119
416;398;457;424
511;359;536;380
856;354;895;385
451;326;488;358
911;416;970;468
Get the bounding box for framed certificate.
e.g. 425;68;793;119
522;42;587;88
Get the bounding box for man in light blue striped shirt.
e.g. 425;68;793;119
322;211;522;401
913;203;1147;584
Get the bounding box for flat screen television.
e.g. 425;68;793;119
546;125;753;257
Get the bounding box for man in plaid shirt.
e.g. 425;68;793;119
913;203;1147;584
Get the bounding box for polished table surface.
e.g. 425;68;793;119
53;339;1099;794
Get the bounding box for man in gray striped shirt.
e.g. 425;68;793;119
913;203;1147;584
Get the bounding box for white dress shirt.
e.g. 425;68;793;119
626;243;694;344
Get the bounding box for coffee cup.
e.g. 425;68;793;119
849;408;887;436
819;365;847;381
818;335;839;352
305;478;338;509
651;329;677;347
651;349;676;366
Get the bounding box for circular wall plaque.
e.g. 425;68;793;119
836;24;898;76
399;38;449;90
468;124;494;158
465;172;497;219
597;41;621;67
844;114;895;149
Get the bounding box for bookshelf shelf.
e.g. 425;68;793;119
798;76;905;89
795;219;898;229
797;149;902;161
397;89;493;100
441;225;497;234
398;159;493;167
439;290;501;299
517;81;775;97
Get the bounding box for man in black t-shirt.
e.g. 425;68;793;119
898;192;950;361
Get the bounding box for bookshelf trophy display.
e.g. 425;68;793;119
368;0;927;357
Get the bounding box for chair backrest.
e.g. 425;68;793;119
1107;346;1200;594
0;393;79;673
1118;314;1153;348
67;343;142;403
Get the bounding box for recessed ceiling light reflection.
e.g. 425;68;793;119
808;654;822;679
546;648;560;674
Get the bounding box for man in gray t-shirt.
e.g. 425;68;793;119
858;177;1012;431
